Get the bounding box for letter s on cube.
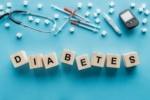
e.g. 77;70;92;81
10;51;28;68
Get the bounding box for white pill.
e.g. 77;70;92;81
70;27;74;33
16;33;22;38
96;9;101;14
142;28;147;33
88;3;92;8
130;3;135;8
109;8;114;13
95;18;100;23
142;4;146;9
145;10;150;15
78;3;82;8
138;8;143;12
0;5;3;10
45;19;50;25
110;2;115;7
6;9;10;13
142;18;147;24
93;13;97;17
38;4;43;9
5;23;10;27
85;11;90;17
28;16;33;21
7;3;12;8
35;19;40;23
54;14;59;19
23;0;28;6
102;30;107;36
0;12;4;15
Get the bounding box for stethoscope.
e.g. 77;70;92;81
0;10;56;33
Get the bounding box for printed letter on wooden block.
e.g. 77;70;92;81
42;53;59;69
10;51;28;68
28;54;44;69
122;52;140;68
106;54;121;68
91;52;105;67
76;54;91;70
61;49;76;65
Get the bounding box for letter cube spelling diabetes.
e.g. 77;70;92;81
91;52;105;67
106;54;121;68
76;54;91;70
10;51;28;68
122;52;140;68
42;53;59;69
61;49;76;65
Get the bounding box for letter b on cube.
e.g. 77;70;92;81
61;49;76;65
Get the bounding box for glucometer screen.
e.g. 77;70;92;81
120;11;133;22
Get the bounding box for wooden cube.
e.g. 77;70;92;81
61;49;76;65
42;53;59;69
76;54;91;70
122;52;140;68
28;54;44;69
10;51;28;68
106;54;121;68
91;52;105;67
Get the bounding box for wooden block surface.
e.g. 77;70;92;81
61;49;76;65
91;52;105;67
42;53;59;69
106;54;121;68
76;54;91;70
10;51;28;68
122;52;140;68
28;54;44;69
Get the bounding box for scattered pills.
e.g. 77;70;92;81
88;3;92;8
0;5;3;10
5;23;10;27
142;4;146;9
78;3;82;8
70;27;74;33
93;13;97;17
0;12;4;15
142;28;147;33
85;11;90;17
130;3;135;8
7;3;12;8
102;30;107;36
6;9;10;13
145;10;150;15
38;4;43;9
35;19;40;23
142;18;147;24
96;9;101;14
95;18;100;24
23;0;28;6
54;14;59;19
28;16;33;21
110;2;115;7
16;33;22;38
138;8;143;12
45;19;50;25
109;8;114;13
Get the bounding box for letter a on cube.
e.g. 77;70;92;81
10;51;28;68
42;53;59;69
61;49;76;65
106;54;121;68
76;54;91;70
91;52;105;67
28;54;44;69
122;52;140;68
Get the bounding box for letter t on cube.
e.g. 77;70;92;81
61;49;76;65
10;51;28;68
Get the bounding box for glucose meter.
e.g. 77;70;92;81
119;9;139;29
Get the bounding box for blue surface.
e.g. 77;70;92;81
0;0;150;99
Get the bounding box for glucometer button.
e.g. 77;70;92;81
126;23;130;25
130;21;133;24
133;19;136;22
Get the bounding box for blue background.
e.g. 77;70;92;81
0;0;150;99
